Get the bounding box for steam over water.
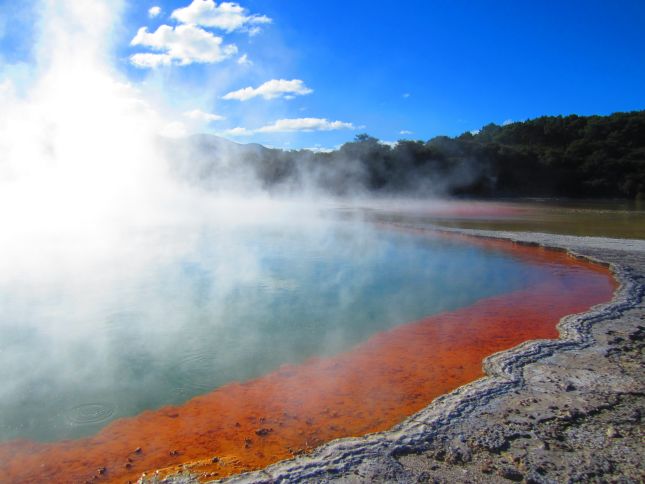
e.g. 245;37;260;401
0;222;552;443
0;2;614;470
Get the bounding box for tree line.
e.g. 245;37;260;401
185;110;645;199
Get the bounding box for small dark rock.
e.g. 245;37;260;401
606;425;621;438
255;427;273;437
498;466;524;481
97;467;106;475
561;408;581;421
524;474;542;484
629;408;641;423
445;444;471;464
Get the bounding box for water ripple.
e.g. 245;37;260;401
65;402;115;426
173;352;228;392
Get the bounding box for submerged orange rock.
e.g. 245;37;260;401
0;234;616;483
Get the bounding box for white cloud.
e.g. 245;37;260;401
236;53;252;65
130;52;173;68
403;92;411;98
502;119;514;126
221;126;253;137
219;118;355;138
257;118;355;133
148;6;161;18
222;79;313;101
399;130;413;135
183;109;225;123
130;24;237;68
171;0;271;34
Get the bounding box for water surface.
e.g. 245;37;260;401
1;220;551;443
362;199;645;239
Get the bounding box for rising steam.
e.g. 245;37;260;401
0;0;338;442
1;0;168;240
0;0;313;276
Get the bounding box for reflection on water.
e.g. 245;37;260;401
1;220;553;443
364;199;645;239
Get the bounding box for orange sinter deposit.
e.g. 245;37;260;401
0;234;617;483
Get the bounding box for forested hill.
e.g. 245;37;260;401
446;110;645;198
173;110;645;199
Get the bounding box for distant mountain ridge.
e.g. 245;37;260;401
167;110;645;199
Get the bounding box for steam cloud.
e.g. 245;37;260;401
0;0;353;442
0;0;516;449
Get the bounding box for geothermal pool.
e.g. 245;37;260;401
0;219;615;482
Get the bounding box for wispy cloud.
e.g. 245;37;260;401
183;109;225;123
222;79;313;101
130;24;237;68
148;6;161;18
502;119;514;126
399;130;413;135
257;118;354;133
221;126;253;137
171;0;271;34
236;53;252;65
221;118;355;137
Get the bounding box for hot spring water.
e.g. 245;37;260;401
1;220;551;443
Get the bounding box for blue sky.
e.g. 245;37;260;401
1;0;645;149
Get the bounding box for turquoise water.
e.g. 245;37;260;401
0;221;548;443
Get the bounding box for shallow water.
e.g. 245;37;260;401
364;199;645;239
1;220;551;444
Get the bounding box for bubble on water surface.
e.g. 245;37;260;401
65;403;115;426
174;352;230;392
